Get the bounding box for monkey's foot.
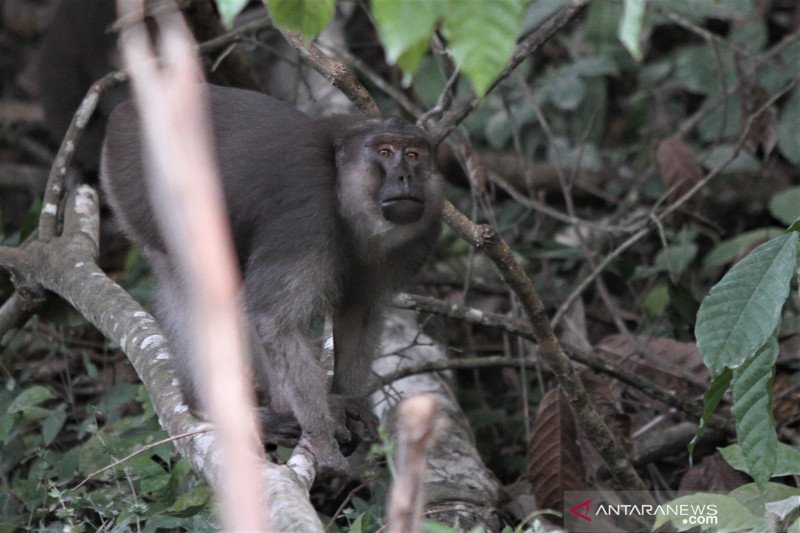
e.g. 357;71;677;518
329;395;380;455
302;434;350;485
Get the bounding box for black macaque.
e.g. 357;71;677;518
100;84;444;478
37;0;123;172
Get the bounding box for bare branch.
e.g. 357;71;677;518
38;71;127;241
277;29;379;116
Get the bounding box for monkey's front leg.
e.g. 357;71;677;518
331;300;382;445
255;323;348;479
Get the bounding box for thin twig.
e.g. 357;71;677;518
73;427;210;490
392;293;733;434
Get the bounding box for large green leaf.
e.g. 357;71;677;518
441;0;528;97
695;233;798;375
720;442;800;477
701;227;786;274
8;386;55;413
729;483;800;516
265;0;335;40
731;337;778;486
769;187;800;226
372;0;442;77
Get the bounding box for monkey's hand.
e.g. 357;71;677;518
255;398;377;455
257;406;354;483
329;395;380;456
256;408;301;448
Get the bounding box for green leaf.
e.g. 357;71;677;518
676;45;725;95
689;368;731;460
642;282;669;318
695;233;799;375
441;0;527;97
545;70;586;110
701;144;760;174
731;337;779;486
765;494;800;521
618;0;645;61
650;0;755;20
652;493;762;532
698;94;741;141
720;442;800;477
265;0;335;40
769;187;800;226
215;0;249;28
778;89;800;165
41;405;66;446
8;386;55;414
521;0;570;35
169;485;212;514
584;0;622;44
701;228;786;274
729;18;767;51
372;0;441;76
729;482;800;517
654;242;698;279
0;413;14;444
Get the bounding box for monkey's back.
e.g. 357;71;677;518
102;85;346;316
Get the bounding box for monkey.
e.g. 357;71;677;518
37;0;123;173
100;84;444;478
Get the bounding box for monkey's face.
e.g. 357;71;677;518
336;121;443;238
369;134;433;225
337;123;441;219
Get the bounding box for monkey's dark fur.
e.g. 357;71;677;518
101;84;444;477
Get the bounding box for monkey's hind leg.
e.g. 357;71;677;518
145;248;206;415
255;322;349;478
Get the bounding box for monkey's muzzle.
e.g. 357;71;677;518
381;197;425;224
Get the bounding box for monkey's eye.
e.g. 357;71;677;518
379;148;392;157
405;151;419;161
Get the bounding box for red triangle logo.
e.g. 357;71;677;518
569;499;592;522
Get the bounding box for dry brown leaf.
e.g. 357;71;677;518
527;387;586;520
655;137;704;224
741;84;777;156
678;454;746;492
582;370;631;455
597;334;709;412
773;373;800;428
737;58;778;156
